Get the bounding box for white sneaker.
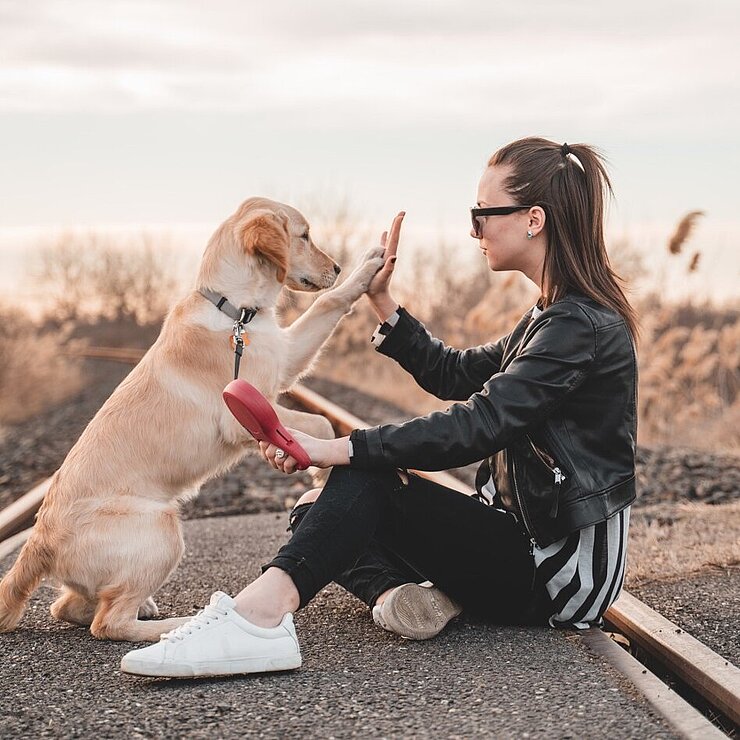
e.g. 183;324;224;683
372;582;462;640
120;592;301;678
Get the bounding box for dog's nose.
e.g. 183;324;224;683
333;264;341;275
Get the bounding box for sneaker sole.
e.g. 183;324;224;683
381;583;462;640
120;652;302;678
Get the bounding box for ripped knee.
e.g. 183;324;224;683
295;487;322;507
287;488;322;533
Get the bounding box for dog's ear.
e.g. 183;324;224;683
239;210;289;282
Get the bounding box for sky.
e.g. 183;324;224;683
1;0;738;304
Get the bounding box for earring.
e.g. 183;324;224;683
526;230;533;239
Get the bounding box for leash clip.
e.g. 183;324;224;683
231;308;256;380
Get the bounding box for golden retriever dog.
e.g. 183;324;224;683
0;197;385;641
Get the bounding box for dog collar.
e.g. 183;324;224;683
198;288;259;324
199;288;259;379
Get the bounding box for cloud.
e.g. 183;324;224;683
1;0;738;129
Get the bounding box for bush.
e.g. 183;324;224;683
33;231;179;325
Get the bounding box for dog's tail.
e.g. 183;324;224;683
0;531;54;632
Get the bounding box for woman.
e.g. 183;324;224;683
121;137;639;678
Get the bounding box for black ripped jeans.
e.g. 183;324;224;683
262;466;550;624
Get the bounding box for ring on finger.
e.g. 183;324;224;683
275;449;286;460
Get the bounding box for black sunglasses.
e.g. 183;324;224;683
470;205;534;237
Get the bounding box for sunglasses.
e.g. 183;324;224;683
470;205;534;238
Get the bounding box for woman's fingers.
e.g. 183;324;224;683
266;443;280;469
258;440;300;474
258;441;272;466
377;213;403;277
384;212;405;260
273;450;297;474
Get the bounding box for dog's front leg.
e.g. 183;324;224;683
279;246;385;389
275;405;334;442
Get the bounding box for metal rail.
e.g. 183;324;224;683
3;345;738;731
606;592;740;727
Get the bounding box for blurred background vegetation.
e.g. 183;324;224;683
0;205;737;453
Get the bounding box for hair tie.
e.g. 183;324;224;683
561;142;571;157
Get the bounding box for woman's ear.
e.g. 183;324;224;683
239;210;289;282
528;206;546;237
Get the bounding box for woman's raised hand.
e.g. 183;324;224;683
366;211;404;322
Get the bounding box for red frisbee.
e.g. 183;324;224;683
223;379;311;470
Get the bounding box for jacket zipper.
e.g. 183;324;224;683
511;453;538;553
528;438;567;517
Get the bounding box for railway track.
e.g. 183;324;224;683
1;345;738;738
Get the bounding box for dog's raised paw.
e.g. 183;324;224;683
347;247;386;289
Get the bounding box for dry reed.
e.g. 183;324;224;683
667;210;705;255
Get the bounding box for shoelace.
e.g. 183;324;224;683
161;603;229;642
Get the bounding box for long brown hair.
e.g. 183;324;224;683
488;137;640;343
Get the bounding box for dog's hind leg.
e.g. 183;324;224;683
90;586;191;642
84;508;189;641
50;587;96;626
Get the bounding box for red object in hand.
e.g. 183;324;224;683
223;380;312;471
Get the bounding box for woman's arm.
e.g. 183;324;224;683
373;307;514;401
365;213;512;400
350;302;597;471
261;303;595;475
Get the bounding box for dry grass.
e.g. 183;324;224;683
0;305;83;425
636;302;739;451
625;501;740;586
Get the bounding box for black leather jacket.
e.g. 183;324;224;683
349;292;638;548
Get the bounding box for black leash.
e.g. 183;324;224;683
231;306;257;379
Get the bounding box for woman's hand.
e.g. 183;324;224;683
258;431;351;474
366;211;404;322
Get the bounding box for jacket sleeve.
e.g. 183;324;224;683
375;307;514;401
350;302;596;471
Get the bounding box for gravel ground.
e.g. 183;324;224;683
0;513;678;739
630;567;740;666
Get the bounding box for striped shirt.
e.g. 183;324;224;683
371;305;631;629
533;507;630;628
